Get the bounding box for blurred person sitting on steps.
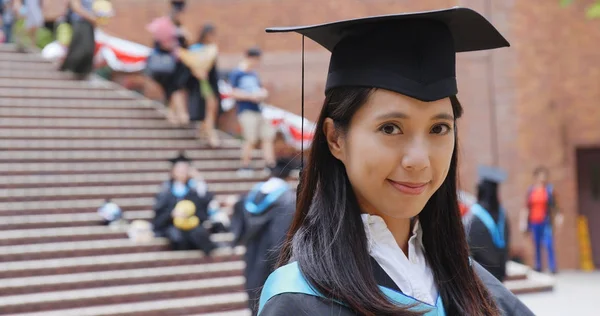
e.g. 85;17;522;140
152;152;220;255
229;47;276;177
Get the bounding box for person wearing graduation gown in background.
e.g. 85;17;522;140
152;152;217;255
258;7;534;316
229;160;295;316
463;166;510;282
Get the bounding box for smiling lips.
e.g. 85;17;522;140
387;179;430;195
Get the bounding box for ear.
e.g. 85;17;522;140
323;118;346;162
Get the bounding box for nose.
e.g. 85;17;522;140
401;137;430;171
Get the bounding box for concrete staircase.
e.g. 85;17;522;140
0;43;550;314
0;43;261;315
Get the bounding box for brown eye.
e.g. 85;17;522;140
431;124;451;135
380;124;402;135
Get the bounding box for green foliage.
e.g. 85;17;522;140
560;0;600;18
586;2;600;18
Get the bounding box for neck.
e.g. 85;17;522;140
240;61;251;72
373;213;412;255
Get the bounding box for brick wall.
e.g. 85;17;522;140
103;0;600;269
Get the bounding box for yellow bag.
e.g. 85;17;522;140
172;200;200;231
56;22;73;46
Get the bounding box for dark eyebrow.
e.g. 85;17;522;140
375;112;455;121
375;112;409;120
432;113;455;121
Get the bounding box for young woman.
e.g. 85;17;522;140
185;23;222;147
152;152;217;255
463;166;510;282
258;7;534;316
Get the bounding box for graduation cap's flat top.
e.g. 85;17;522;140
169;151;192;165
266;7;509;102
478;165;507;184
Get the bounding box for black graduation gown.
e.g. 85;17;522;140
463;210;511;282
259;259;533;316
152;181;216;254
230;189;295;315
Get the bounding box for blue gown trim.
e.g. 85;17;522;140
258;261;445;315
470;203;506;249
244;182;289;215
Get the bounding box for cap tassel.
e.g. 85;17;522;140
297;35;305;202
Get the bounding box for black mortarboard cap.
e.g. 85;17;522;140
266;7;509;102
168;151;192;165
478;165;507;184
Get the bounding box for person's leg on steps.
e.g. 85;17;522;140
238;111;259;176
170;89;189;126
165;225;186;250
187;225;217;255
531;223;544;272
201;80;220;147
544;222;557;273
260;116;277;170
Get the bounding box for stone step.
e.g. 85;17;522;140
1;117;208;129
11;292;248;316
1;138;243;150
0;98;156;108
505;274;555;295
0;170;270;188
0;247;245;278
0;226;127;246
1;148;255;162
0;225;233;246
0;197;156;214
504;261;555;295
0;107;163;119
0;128;202;140
0;181;291;202
0;44;18;52
0;78;114;90
0;52;49;61
0;276;246;314
0;87;137;100
196;310;252;316
0;238;171;262
0;160;266;175
0;59;60;70
0;260;244;296
0;210;154;230
0;194;242;214
0;70;76;79
505;260;528;281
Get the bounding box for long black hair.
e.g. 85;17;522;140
477;180;500;216
278;87;499;315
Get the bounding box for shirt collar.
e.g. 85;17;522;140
361;214;425;251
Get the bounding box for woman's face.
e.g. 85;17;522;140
204;30;216;44
326;89;455;219
172;162;190;183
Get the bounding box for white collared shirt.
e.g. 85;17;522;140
361;214;438;305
